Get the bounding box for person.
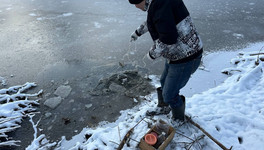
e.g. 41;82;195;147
128;0;203;121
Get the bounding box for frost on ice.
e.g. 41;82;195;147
0;76;7;86
62;13;73;17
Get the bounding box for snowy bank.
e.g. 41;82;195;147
0;83;42;147
56;42;264;150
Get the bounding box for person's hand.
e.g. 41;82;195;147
148;42;164;60
147;51;155;61
147;44;156;61
130;31;140;42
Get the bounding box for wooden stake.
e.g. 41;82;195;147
185;115;232;150
118;125;121;142
249;53;264;56
116;117;145;150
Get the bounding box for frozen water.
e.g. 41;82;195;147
44;97;62;109
54;85;72;98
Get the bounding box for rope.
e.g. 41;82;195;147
123;42;147;69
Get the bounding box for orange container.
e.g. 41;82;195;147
150;132;158;138
139;120;175;150
144;134;157;145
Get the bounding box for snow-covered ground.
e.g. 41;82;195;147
0;83;42;147
1;42;264;150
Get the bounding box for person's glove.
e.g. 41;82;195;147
147;44;157;61
147;51;155;61
147;42;163;60
130;30;140;42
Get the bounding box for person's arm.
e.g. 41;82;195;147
130;21;149;42
148;1;178;59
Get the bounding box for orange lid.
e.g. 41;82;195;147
144;133;157;145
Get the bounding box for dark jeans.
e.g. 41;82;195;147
160;54;202;108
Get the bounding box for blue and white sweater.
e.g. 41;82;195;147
135;0;203;63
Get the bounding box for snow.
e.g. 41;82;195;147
233;33;244;39
61;1;68;4
222;30;232;34
54;42;264;150
85;104;93;109
62;13;73;17
26;115;56;150
0;83;42;146
1;42;264;149
0;76;7;86
32;12;73;21
29;13;37;17
94;22;103;28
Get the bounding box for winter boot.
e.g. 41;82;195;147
171;95;185;121
146;106;171;116
157;87;169;107
146;87;170;116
